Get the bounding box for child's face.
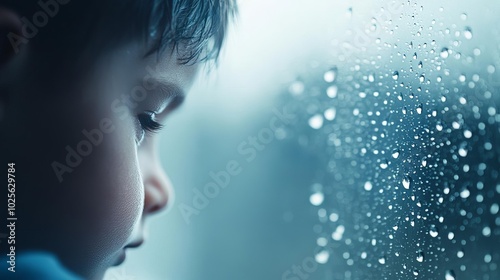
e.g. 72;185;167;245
3;39;199;278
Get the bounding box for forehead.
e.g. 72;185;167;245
103;42;201;96
144;51;201;97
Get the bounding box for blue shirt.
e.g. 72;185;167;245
0;251;82;280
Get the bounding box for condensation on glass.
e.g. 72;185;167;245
282;1;500;279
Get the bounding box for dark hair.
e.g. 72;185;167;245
148;0;236;64
5;0;236;64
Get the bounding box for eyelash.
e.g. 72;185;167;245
138;112;163;134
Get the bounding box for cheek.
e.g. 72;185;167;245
90;120;144;246
56;115;144;268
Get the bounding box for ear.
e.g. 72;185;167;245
0;7;23;65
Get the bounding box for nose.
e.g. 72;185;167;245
139;139;173;215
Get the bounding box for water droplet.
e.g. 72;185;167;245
440;48;449;59
418;61;423;68
316;237;327;246
326;85;338;98
416;251;424;262
460;188;470;199
448;232;454;240
324;108;336;121
464;27;473;40
458;147;468;157
331;225;345;241
491;203;499;215
413;269;419;276
364;181;373;191
429;225;439;237
419;75;425;83
324;67;338;83
487;65;496;74
485;254;492;263
445;270;456;280
289;80;305;95
310;192;324;206
378;256;386;264
402;176;411;189
329;212;339;222
392;149;400;159
392;71;399;80
482;226;491;236
346;7;353;18
315;250;330;264
416;104;423;114
457;249;465;258
380;159;389;169
308;114;324;129
460;13;467;20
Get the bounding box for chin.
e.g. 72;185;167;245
73;249;128;280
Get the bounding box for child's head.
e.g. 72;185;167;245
0;0;235;278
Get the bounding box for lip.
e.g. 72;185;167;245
114;250;127;266
113;239;144;266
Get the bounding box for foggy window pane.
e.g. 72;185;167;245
281;1;500;279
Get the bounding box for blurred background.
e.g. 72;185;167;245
105;0;500;279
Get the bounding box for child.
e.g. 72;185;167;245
0;0;235;279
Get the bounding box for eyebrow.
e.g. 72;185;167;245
150;78;186;114
165;94;185;113
153;78;185;98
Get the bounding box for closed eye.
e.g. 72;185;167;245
138;111;163;133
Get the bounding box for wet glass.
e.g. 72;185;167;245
281;1;500;279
